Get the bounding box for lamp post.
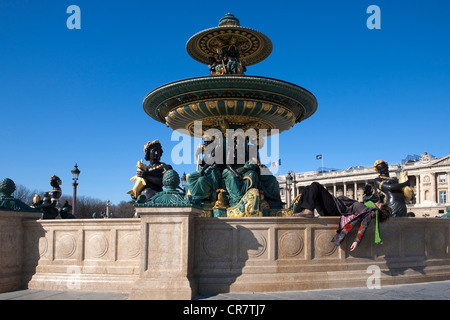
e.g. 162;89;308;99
181;172;187;193
71;163;80;218
286;171;293;208
106;200;111;218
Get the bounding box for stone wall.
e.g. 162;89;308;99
22;218;141;293
194;217;450;293
2;208;450;299
0;211;41;293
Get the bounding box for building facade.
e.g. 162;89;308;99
277;153;450;217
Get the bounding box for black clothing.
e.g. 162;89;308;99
295;182;367;217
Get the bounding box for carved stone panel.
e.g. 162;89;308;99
84;231;109;261
237;227;268;261
312;228;339;259
117;230;140;261
201;228;233;260
426;228;448;258
23;224;49;266
276;229;305;260
375;227;400;259
54;231;78;260
403;228;425;257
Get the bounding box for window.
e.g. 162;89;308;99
439;174;446;183
439;191;447;204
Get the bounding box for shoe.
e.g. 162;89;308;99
293;209;315;218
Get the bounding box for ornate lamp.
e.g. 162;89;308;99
71;164;80;181
71;163;80;217
286;171;293;208
181;172;187;194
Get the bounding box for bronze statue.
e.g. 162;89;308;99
226;45;239;74
373;160;411;217
128;140;172;203
199;136;222;176
185;136;223;204
208;45;246;75
208;57;218;75
36;175;74;219
222;134;282;209
183;131;282;214
362;184;384;203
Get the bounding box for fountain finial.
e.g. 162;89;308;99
219;13;240;26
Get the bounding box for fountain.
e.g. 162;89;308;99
3;14;450;301
139;13;318;217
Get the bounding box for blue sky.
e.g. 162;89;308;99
1;0;449;205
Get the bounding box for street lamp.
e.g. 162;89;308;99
286;171;293;208
105;200;111;218
181;172;187;192
71;163;80;218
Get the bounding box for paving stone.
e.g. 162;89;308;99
2;281;450;300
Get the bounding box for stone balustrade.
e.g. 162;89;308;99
22;218;141;293
2;207;450;299
194;216;450;293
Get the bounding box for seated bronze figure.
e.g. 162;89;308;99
373;160;411;217
37;175;74;219
129;140;172;203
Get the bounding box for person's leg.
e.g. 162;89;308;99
294;182;324;217
314;184;340;216
295;184;315;211
295;182;340;217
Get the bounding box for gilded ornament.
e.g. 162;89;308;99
373;160;388;171
398;171;414;203
212;189;228;209
226;188;263;217
140;14;317;216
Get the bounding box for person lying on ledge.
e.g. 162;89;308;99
293;182;391;251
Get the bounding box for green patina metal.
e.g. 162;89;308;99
135;169;200;208
186;13;272;67
144;13;317;137
143;75;317;136
139;14;317;216
0;178;41;213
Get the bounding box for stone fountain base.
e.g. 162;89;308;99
3;208;450;299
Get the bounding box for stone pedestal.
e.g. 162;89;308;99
23;218;141;293
0;210;41;293
6;210;450;298
129;207;201;300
